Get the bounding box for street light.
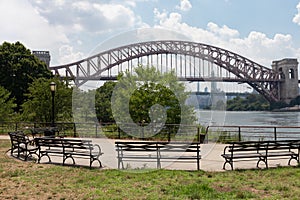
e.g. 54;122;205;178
50;82;56;127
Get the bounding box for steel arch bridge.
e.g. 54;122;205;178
50;40;283;102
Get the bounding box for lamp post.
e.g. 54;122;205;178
50;82;56;127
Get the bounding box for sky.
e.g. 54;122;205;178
1;0;300;69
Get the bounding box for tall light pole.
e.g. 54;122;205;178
50;82;56;127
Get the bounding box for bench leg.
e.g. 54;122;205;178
117;157;124;169
16;145;20;158
38;153;51;163
63;154;75;166
10;146;17;156
223;158;233;170
257;156;268;169
288;154;299;165
17;146;23;158
24;151;38;162
157;158;161;169
90;157;102;169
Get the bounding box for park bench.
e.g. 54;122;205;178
221;140;300;170
115;141;201;170
8;131;38;161
34;137;103;168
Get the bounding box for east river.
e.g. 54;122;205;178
197;110;300;127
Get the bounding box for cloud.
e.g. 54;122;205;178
153;9;299;66
58;45;84;64
0;0;145;65
207;22;239;40
293;2;300;25
231;32;294;65
29;0;141;34
2;0;298;68
176;0;192;12
0;0;68;48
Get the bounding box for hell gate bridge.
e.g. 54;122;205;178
49;40;299;103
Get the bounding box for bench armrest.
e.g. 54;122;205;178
223;145;230;154
92;144;103;155
24;135;35;146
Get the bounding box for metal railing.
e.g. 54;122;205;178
5;123;298;143
0;122;206;142
0;122;77;136
205;125;300;142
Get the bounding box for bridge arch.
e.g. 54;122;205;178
50;40;283;102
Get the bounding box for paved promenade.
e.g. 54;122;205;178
1;135;297;171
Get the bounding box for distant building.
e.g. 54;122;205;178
186;93;211;109
32;51;51;67
204;87;208;93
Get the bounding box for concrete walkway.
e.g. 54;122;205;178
1;135;297;171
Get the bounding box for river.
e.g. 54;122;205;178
196;110;300;140
197;110;300;127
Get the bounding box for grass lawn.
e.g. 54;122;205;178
1;139;300;199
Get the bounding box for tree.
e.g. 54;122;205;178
0;86;17;121
111;65;196;126
0;42;52;110
95;81;116;123
21;78;73;123
289;95;300;107
270;101;289;110
73;88;98;123
227;94;270;111
129;82;182;124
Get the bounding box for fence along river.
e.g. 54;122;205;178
198;110;300;141
1;110;300;141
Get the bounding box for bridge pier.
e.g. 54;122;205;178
272;58;299;103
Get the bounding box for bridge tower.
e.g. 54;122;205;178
33;51;51;68
272;58;299;103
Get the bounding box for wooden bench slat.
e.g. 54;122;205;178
222;153;262;159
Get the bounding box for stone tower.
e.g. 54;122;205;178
272;58;299;103
32;51;51;68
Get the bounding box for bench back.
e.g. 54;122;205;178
265;140;300;150
226;140;300;153
35;137;95;151
62;139;94;151
227;141;267;153
8;132;30;145
115;141;201;153
115;141;159;152
158;142;200;153
35;137;64;148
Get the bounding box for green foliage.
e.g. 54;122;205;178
21;78;73;123
0;86;17;121
289;95;300;106
111;65;196;126
269;95;300;110
0;42;52;110
270;100;289;110
227;94;270;111
72;88;98;123
95;81;116;123
129;82;181;124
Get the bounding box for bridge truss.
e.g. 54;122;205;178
50;40;283;102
